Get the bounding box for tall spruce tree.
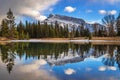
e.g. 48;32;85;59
6;8;18;38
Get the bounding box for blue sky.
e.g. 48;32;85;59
0;0;120;23
44;0;120;23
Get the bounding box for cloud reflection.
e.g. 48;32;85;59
86;67;92;71
99;66;106;71
0;59;57;80
64;68;76;75
98;66;117;71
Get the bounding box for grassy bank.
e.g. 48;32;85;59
0;37;10;41
91;37;120;41
37;37;120;41
1;37;120;45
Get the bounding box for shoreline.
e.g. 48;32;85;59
1;37;120;43
1;39;120;45
0;39;120;42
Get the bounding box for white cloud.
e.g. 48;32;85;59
49;8;54;12
0;0;59;22
86;10;93;13
108;0;120;4
99;10;107;15
108;10;117;15
64;68;76;75
64;6;76;13
90;0;120;5
21;8;47;21
99;10;117;15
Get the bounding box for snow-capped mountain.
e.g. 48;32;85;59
45;14;85;25
44;14;104;32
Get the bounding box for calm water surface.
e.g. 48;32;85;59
0;42;120;80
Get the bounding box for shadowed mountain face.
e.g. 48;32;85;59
0;42;120;80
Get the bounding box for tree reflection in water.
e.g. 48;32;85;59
116;46;120;69
102;45;116;66
0;42;120;74
0;44;16;74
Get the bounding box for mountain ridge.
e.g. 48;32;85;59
44;14;105;32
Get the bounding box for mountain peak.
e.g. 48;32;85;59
48;14;55;18
44;14;104;32
46;14;85;24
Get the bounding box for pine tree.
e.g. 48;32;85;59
70;27;75;38
84;28;90;37
54;21;59;37
75;28;80;37
26;32;29;40
116;13;120;36
1;20;10;37
80;24;84;37
17;21;25;39
6;8;18;38
98;28;102;37
64;26;69;38
10;26;18;38
93;24;99;37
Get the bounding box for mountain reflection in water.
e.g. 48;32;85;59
0;42;120;80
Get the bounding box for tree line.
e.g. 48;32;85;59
0;9;120;39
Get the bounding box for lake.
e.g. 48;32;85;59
0;42;120;80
